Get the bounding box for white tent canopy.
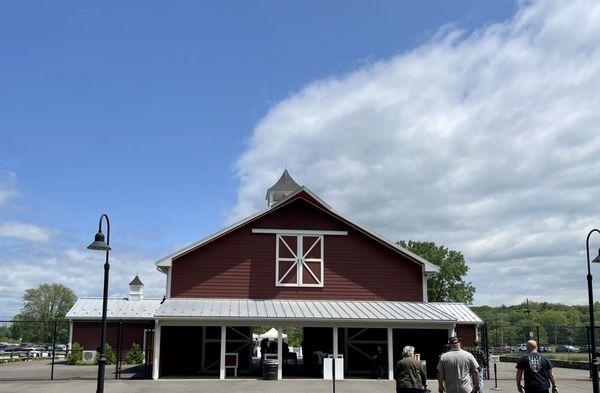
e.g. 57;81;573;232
253;328;288;340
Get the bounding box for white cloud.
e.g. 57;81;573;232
0;170;165;318
0;245;166;318
232;0;600;306
0;222;53;243
0;171;18;206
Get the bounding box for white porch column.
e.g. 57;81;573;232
449;324;456;338
68;321;73;350
152;320;161;380
332;326;338;357
277;327;283;380
387;327;394;380
220;326;227;380
333;326;339;380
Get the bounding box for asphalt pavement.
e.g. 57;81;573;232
0;360;593;393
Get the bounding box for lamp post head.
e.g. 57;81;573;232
593;248;600;264
87;231;111;251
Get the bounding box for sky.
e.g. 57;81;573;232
2;0;600;318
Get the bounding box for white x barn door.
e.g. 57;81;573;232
276;234;323;287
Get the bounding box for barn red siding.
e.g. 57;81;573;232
171;197;424;301
456;324;477;347
72;321;154;352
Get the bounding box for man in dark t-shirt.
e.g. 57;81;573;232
516;340;558;393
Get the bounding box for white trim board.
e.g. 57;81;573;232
252;228;347;235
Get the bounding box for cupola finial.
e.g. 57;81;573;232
265;170;301;206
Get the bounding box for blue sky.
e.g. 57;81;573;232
0;1;514;241
6;0;600;317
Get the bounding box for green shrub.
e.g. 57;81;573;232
67;342;83;365
125;343;144;364
94;343;116;365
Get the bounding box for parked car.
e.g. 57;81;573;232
538;344;551;353
556;345;578;353
579;345;590;353
517;343;528;352
496;343;512;353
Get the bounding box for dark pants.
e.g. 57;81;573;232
525;389;549;393
371;364;384;379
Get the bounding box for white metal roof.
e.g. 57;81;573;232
429;303;482;324
155;186;440;274
154;298;456;324
66;298;162;320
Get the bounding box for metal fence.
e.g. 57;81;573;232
486;324;598;376
486;324;600;350
0;319;151;381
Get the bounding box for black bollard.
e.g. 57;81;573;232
332;355;336;393
494;363;498;388
490;361;501;391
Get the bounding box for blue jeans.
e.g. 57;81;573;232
479;367;485;391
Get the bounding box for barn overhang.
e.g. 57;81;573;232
154;298;458;326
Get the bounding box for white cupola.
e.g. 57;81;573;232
265;169;301;206
128;275;144;301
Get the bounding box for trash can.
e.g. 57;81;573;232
324;355;344;380
263;359;278;380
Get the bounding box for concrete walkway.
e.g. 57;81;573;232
0;361;594;392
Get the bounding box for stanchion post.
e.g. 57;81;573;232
490;358;501;391
332;354;336;393
494;363;498;388
51;320;57;380
116;319;123;379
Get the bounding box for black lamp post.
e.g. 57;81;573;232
586;229;600;393
87;214;111;393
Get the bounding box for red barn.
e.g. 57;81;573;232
67;170;482;380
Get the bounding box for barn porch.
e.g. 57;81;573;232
152;298;467;380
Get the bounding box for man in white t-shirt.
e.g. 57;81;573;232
437;337;480;393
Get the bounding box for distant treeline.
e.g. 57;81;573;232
472;302;600;347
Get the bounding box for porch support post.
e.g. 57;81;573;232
277;327;283;380
220;326;227;380
333;326;338;358
152;320;161;380
448;323;456;338
68;321;73;350
333;326;339;380
387;327;394;380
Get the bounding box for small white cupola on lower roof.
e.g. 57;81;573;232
266;169;301;206
128;275;144;301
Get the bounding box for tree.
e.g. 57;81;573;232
125;343;145;364
471;301;600;347
67;342;83;365
399;240;475;303
11;283;77;343
96;343;116;365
